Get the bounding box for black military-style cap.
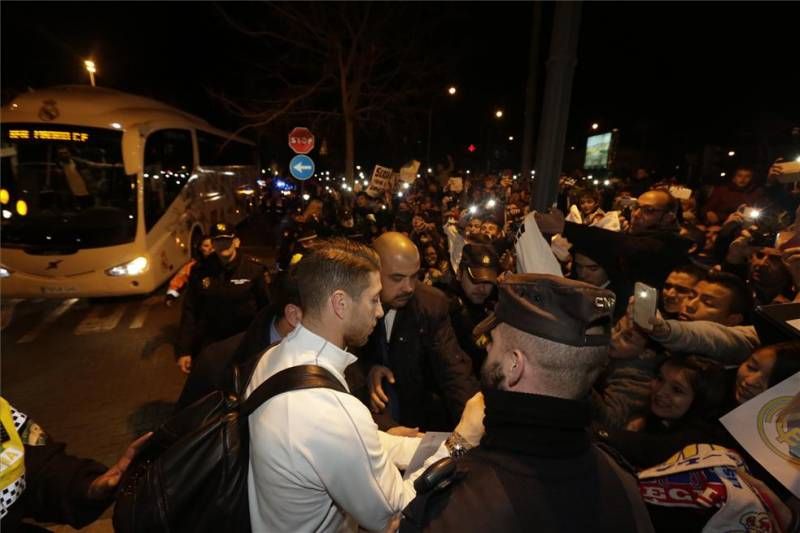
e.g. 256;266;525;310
460;243;500;284
210;222;236;239
473;273;616;347
210;223;236;251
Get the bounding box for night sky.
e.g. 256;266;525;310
3;2;799;177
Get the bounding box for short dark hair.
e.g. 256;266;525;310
703;271;753;317
670;263;707;283
269;270;300;315
193;234;211;260
574;187;601;203
767;341;800;387
293;238;381;317
659;355;728;421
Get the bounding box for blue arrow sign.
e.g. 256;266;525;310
289;155;315;181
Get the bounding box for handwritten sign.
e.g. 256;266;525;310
366;165;394;198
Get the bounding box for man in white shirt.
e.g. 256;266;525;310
246;238;482;532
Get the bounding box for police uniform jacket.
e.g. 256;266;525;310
354;283;479;432
176;252;269;357
401;389;654;533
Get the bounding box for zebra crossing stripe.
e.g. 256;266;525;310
17;299;79;343
1;299;23;331
74;304;127;335
128;296;161;329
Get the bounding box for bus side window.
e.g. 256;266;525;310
143;129;193;231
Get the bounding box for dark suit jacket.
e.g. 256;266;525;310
353;283;479;431
175;304;278;410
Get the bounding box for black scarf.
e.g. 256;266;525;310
480;389;591;458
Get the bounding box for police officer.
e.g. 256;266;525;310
175;223;270;374
401;274;654;533
437;243;499;375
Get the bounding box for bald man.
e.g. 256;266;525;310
354;232;479;432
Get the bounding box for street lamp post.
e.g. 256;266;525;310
84;60;97;87
485;109;505;171
426;86;457;169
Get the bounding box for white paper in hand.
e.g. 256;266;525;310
514;212;563;277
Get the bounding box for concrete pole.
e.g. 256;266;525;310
531;1;582;212
521;2;543;183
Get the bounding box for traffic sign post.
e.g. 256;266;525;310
288;127;315;155
289;154;315;181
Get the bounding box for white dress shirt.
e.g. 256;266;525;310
384;309;397;342
246;325;425;532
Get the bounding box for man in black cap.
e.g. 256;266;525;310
437;243;499;375
175;222;270;374
401;273;654;533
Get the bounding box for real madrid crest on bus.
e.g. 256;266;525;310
38;99;59;121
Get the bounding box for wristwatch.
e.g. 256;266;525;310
445;431;473;459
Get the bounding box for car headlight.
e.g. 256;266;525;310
105;256;148;277
0;266;11;278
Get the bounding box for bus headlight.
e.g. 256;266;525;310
106;256;148;277
0;266;11;278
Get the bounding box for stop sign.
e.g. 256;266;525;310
288;127;315;154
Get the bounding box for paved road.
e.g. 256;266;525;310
1;215;276;531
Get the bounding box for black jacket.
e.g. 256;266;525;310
564;222;692;306
437;280;494;376
401;390;653;533
3;416;110;533
176;253;269;357
174;304;279;410
354;283;479;431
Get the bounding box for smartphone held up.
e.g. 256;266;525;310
633;282;658;332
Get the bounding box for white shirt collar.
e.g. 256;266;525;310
290;324;358;375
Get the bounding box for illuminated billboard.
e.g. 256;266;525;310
584;132;612;169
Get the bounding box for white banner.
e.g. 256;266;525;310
399;160;420;183
720;371;800;498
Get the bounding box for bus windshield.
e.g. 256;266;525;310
1;123;137;251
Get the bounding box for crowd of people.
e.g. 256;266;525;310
3;160;799;532
163;159;800;531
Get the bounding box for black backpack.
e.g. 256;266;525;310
113;363;347;533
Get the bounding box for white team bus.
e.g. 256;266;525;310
0;85;258;298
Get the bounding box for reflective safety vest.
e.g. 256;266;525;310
0;397;26;519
